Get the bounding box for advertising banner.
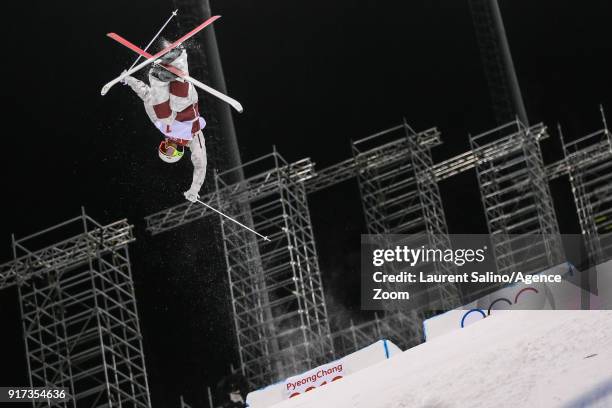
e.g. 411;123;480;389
284;361;345;398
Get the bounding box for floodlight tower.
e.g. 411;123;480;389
470;0;528;125
172;0;243;181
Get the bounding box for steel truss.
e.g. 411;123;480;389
470;120;565;276
215;152;333;389
143;127;440;235
0;211;151;408
144;121;597;237
561;113;612;264
350;123;462;349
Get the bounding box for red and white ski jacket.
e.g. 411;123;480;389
124;50;207;197
124;51;205;141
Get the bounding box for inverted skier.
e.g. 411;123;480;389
103;16;269;241
122;45;206;203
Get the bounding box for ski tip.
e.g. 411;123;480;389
101;82;114;96
264;236;271;242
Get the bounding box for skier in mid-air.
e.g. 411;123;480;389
122;45;206;203
102;14;269;241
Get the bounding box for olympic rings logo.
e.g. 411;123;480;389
460;287;540;328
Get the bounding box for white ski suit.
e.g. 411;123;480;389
124;50;207;202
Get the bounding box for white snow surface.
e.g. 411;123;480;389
269;311;612;408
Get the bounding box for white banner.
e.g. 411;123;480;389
247;340;401;408
284;361;345;398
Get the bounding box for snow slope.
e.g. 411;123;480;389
268;311;612;408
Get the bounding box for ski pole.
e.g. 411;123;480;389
195;199;271;242
128;9;179;71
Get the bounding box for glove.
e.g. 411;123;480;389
184;189;200;203
120;70;129;85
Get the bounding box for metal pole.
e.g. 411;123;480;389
195;199;270;241
207;387;214;408
128;10;179;71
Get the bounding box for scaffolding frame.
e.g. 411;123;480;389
350;123;462;349
215;151;333;389
0;210;151;408
469;119;565;277
561;109;612;264
144;191;220;236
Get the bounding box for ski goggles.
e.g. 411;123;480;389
159;141;185;158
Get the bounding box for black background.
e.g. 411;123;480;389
1;1;611;407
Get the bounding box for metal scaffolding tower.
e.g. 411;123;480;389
351;123;462;349
469;120;565;277
0;211;151;408
215;152;333;389
561;110;612;264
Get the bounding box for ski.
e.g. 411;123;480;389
101;15;221;96
107;32;244;113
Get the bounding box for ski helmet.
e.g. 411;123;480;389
150;63;179;82
158;140;185;163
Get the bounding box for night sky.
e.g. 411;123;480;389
1;1;611;407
